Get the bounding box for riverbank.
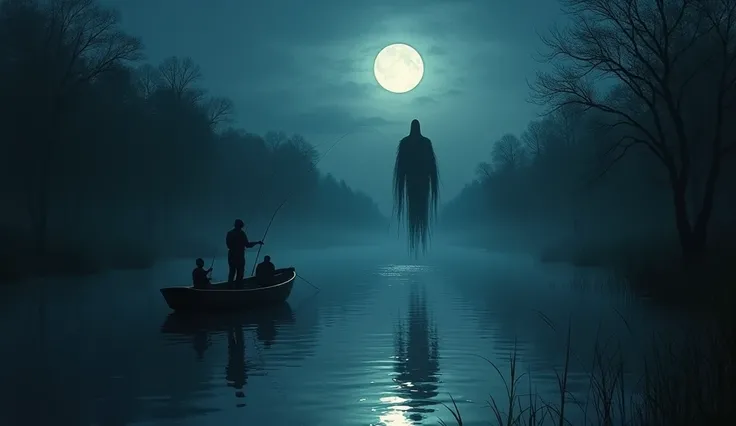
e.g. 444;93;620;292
439;229;736;309
539;235;736;309
0;241;157;283
0;225;387;284
439;311;734;426
435;231;736;424
442;331;734;425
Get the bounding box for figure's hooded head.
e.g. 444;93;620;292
410;119;421;136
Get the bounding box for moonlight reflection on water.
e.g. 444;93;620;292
0;246;679;426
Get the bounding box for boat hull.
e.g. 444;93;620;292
160;268;296;312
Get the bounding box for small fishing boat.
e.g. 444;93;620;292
160;267;297;312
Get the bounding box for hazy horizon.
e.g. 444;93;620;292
1;1;734;424
101;0;564;214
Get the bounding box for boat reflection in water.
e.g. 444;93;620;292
387;283;441;424
160;302;295;406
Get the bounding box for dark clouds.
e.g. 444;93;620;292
103;0;564;212
280;106;401;136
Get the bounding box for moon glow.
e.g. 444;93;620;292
373;43;424;94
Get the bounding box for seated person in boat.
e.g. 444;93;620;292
192;258;213;289
255;255;276;287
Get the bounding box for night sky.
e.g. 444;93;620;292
103;0;564;213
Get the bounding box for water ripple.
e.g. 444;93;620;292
0;247;683;426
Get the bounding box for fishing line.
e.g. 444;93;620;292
250;124;388;275
296;273;320;292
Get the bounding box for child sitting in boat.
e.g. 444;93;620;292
255;255;276;287
192;258;213;289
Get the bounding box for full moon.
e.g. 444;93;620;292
373;43;424;94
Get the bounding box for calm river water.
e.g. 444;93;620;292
0;244;685;426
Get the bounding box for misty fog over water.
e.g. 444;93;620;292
0;242;685;426
1;0;734;424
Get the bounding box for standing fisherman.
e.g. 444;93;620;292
226;219;263;284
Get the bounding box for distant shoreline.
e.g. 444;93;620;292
0;229;386;285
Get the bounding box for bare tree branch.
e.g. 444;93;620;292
528;0;725;179
521;120;548;157
206;96;234;128
531;0;736;254
43;0;142;92
475;161;493;179
601;136;650;176
491;134;524;170
134;63;161;99
158;55;202;99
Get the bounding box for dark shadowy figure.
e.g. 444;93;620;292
226;219;263;284
255;255;276;287
192;258;212;289
226;325;247;404
393;119;439;254
393;283;441;422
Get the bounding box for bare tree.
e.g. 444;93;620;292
530;0;736;260
45;0;142;90
287;134;319;164
158;55;202;100
521;120;548;158
491;134;524;170
134;63;161;99
33;0;142;257
206;96;234;128
475;161;494;179
264;131;288;150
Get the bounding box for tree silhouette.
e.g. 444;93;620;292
530;0;736;261
0;0;141;259
521;120;549;159
491;134;524;171
206;96;234;129
0;0;387;281
134;63;162;99
158;56;203;101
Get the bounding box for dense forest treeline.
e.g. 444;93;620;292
442;0;736;280
0;0;385;280
443;104;735;256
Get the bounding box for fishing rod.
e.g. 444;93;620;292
249;125;387;276
208;254;215;278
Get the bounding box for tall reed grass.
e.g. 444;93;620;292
439;312;734;426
